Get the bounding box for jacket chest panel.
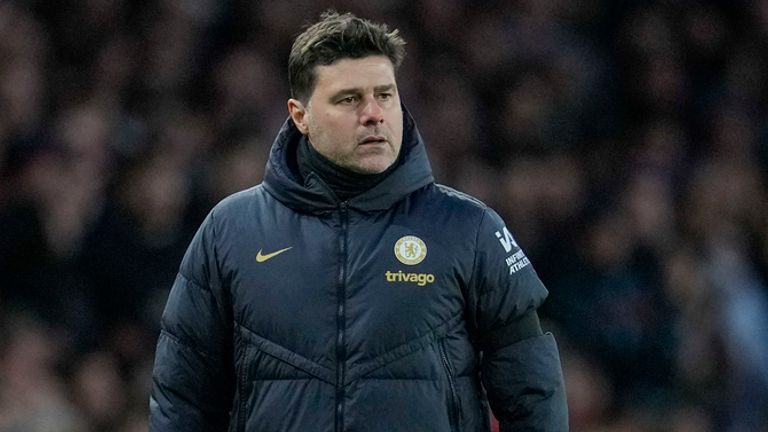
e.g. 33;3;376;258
226;214;341;363
342;220;468;357
223;207;472;365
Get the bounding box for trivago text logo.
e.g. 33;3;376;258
385;270;436;286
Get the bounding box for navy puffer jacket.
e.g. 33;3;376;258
149;110;568;431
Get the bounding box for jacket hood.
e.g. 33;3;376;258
263;107;434;214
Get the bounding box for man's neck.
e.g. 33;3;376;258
297;137;397;201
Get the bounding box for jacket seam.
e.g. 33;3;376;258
178;210;232;333
467;208;487;298
234;322;336;384
344;315;464;384
207;209;230;328
178;210;221;294
159;328;215;361
209;209;220;284
357;377;436;381
176;271;210;294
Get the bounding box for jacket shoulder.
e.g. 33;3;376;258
209;184;269;217
430;184;490;213
404;184;491;232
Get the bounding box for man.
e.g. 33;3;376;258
150;11;568;432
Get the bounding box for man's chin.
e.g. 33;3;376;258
347;156;396;174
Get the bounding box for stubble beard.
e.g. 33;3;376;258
308;127;396;175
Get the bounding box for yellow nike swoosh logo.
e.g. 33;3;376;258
256;247;292;263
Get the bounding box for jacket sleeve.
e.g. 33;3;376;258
149;211;235;431
466;208;568;431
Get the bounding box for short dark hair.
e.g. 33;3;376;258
288;10;406;102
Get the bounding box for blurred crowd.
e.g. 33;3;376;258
1;1;767;431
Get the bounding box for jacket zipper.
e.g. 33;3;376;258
439;339;461;432
335;201;349;432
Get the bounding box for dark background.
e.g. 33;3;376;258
1;1;767;431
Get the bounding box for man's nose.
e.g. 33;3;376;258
360;97;384;125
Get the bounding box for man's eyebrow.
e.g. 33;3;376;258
374;84;396;93
329;84;397;100
330;88;362;100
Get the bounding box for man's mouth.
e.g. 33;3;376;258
360;135;387;145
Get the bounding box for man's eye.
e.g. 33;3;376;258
338;96;357;104
378;93;392;100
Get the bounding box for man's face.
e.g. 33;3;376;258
288;55;403;174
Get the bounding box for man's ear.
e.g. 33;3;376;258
288;99;309;135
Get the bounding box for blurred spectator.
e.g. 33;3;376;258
70;351;128;430
0;315;88;432
563;350;614;431
78;149;194;357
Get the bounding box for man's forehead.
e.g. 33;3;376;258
313;56;396;88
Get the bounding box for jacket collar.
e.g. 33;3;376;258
263;106;434;214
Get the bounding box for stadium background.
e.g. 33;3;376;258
1;1;767;430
